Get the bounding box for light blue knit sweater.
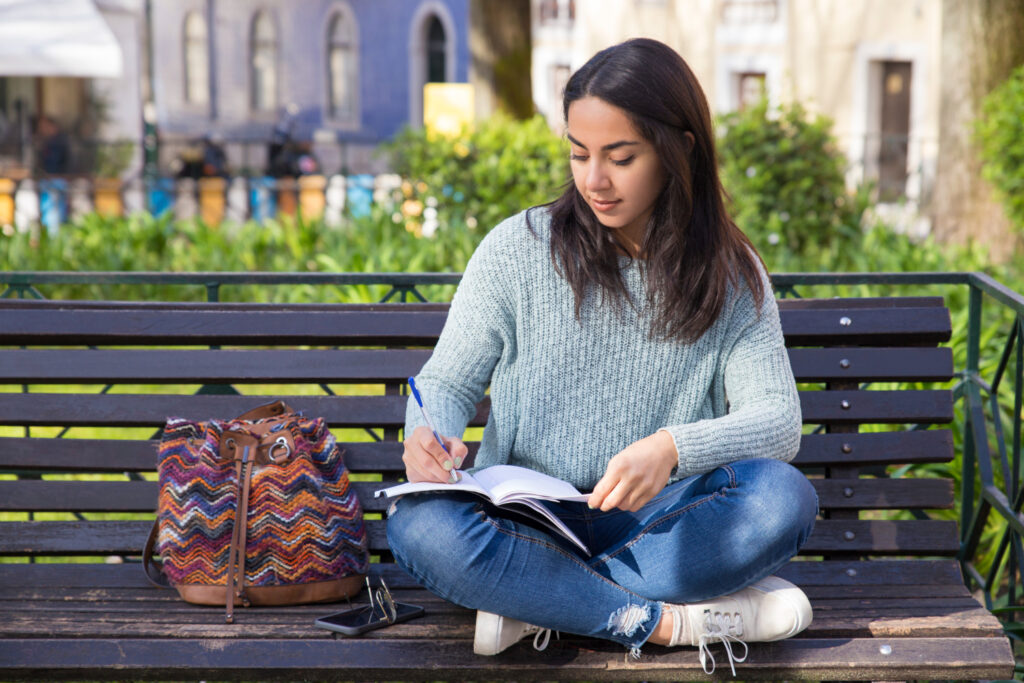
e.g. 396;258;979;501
405;207;802;491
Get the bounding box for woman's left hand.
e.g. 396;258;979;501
588;431;678;512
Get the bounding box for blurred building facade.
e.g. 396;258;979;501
0;0;137;177
531;0;941;232
0;0;948;234
148;0;470;175
0;0;474;178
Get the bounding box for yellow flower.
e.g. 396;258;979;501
401;180;413;197
405;220;423;238
453;142;470;158
416;181;428;194
402;199;424;217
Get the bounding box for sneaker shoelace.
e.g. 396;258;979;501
697;609;749;676
532;627;558;651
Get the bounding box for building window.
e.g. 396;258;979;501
327;11;358;120
721;0;779;23
550;63;570;107
409;3;455;126
539;0;574;24
183;11;209;106
877;61;912;201
737;72;766;110
426;16;446;83
250;11;278;112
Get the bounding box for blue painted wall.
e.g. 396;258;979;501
351;0;470;141
152;0;470;147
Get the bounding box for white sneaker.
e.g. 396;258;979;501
663;575;812;675
473;610;556;655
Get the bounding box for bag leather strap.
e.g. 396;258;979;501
223;431;259;623
143;520;171;588
234;400;295;422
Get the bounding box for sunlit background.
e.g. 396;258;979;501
0;0;1021;254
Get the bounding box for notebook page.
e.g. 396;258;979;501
471;465;590;504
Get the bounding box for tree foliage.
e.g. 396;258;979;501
976;63;1024;234
717;100;870;262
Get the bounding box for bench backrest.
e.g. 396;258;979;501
0;296;955;563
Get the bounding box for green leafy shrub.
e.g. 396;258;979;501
94;141;136;178
717;100;869;266
976;63;1024;234
383;113;569;236
0;208;481;302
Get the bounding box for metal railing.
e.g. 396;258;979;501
0;271;461;303
2;269;1023;650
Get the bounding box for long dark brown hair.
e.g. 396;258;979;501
531;37;765;343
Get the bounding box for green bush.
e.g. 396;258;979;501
717;100;870;266
0;208;482;302
976;63;1024;234
383;113;569;236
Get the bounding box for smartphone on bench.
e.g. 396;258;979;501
315;600;425;636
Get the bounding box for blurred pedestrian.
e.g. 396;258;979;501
36;115;70;175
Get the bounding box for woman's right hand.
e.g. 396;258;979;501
402;425;468;483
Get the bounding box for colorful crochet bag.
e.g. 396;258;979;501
144;400;369;622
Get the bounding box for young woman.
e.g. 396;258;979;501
386;38;818;674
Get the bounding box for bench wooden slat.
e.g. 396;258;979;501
0;477;954;513
0;519;961;556
792;430;954;466
0;430;955;474
780;307;952;346
0;579;978;603
0;300;452;312
0;349;433;384
0;347;954;384
777;558;965;586
0;558;973;590
369;519;962;557
810;477;953;509
0;598;998;634
0;307;450;347
776;296;946;310
0;295;944;313
0;636;1012;681
386;517;957;556
0;300;952;348
788;347;953;382
800;389;953;424
0;394;470;428
0;436;413;473
0;390;951;427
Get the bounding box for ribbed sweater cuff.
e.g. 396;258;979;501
663;422;725;476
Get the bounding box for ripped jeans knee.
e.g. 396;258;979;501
607;602;652;638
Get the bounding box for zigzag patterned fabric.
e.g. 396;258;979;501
156;414;369;588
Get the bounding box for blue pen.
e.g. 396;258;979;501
408;377;460;483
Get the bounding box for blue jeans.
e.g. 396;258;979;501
386;458;818;652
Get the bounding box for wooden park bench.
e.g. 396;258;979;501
0;294;1015;681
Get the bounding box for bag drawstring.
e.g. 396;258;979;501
224;437;257;623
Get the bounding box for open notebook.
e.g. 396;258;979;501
375;465;592;554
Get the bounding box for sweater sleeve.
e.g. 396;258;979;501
661;266;803;476
404;222;516;441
